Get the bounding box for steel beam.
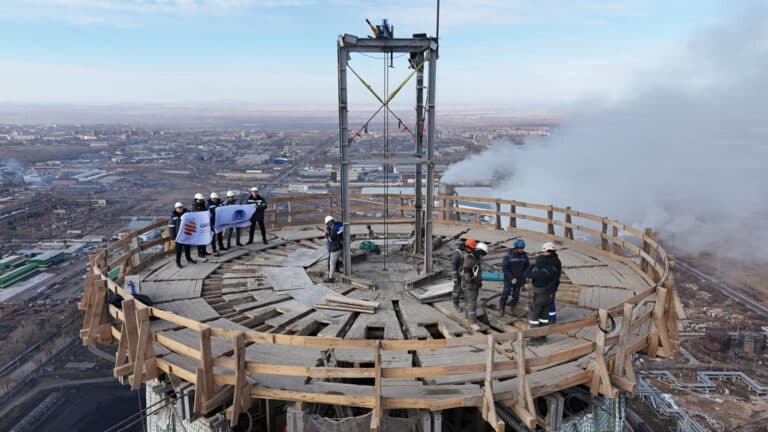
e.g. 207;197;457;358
414;50;425;255
337;42;352;276
424;47;437;273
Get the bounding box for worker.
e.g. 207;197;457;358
246;186;268;244
169;202;195;268
525;242;562;343
324;215;343;282
207;192;225;254
462;241;488;324
451;239;477;313
191;192;209;258
500;238;529;317
224;190;244;248
548;244;562;324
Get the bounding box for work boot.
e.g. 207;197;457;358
453;298;463;313
236;241;244;246
323;277;335;283
499;304;506;318
176;261;183;268
187;258;197;264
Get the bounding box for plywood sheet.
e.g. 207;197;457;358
144;261;220;282
273;247;328;268
139;280;203;304
262;266;314;292
159;298;219;321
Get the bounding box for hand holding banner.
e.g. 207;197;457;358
214;205;256;233
175;211;214;245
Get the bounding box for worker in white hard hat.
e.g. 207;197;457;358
191;193;209;258
246;186;268;244
324;216;343;282
224;190;244;248
462;242;488;324
169;202;195;268
207;192;225;255
525;241;562;343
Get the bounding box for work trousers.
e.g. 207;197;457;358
529;288;555;326
465;285;479;321
249;219;267;243
328;249;342;279
501;281;523;307
226;227;241;246
211;231;225;252
174;242;192;264
451;273;462;302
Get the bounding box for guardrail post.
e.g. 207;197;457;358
495;201;502;230
508;204;516;229
130;237;142;267
611;225;621;255
601;218;610;251
590;309;617;398
130;307;158;389
287;201;292;224
547;206;555;235
512;332;536;427
195;326;216;414
371;340;382;432
481;335;504;432
228;331;251;427
613;303;633;378
564;206;574;240
641;227;652;274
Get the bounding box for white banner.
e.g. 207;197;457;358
174;211;214;245
214;204;256;232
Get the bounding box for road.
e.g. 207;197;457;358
0;376;115;419
676;259;768;317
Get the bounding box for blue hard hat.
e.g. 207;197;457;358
513;239;526;249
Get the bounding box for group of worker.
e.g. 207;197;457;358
450;237;561;340
169;187;269;268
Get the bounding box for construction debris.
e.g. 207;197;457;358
315;293;380;314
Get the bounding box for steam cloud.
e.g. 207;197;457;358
442;9;768;258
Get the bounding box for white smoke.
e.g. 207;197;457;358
442;8;768;258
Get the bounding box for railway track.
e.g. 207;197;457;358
676;260;768;317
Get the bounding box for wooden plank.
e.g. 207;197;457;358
325;293;381;309
272;247;328;268
262;266;314;292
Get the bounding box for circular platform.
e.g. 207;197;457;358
80;194;678;430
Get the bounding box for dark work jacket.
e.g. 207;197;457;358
326;222;343;252
526;254;561;292
450;248;464;276
502;250;529;288
207;198;222;225
169;209;187;239
191;200;207;212
246;194;268;221
462;252;483;289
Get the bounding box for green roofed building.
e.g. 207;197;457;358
28;251;65;268
0;255;25;271
0;263;39;289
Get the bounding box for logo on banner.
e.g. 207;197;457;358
183;220;197;235
214;205;256;232
175;211;213;245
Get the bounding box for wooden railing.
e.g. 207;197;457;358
79;193;680;431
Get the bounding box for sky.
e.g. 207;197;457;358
0;0;740;108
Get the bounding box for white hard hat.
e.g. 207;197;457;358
174;202;183;208
324;215;335;224
476;242;489;254
542;242;556;252
250;186;259;192
226;191;235;197
210;192;219;199
194;193;205;200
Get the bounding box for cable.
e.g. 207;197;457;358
103;396;170;432
138;390;147;432
383;50;389;271
598;311;617;333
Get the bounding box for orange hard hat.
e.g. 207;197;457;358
465;238;477;250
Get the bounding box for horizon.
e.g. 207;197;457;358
0;0;740;111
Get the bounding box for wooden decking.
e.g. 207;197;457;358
81;195;680;431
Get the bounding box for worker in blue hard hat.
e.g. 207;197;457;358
500;238;529;318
